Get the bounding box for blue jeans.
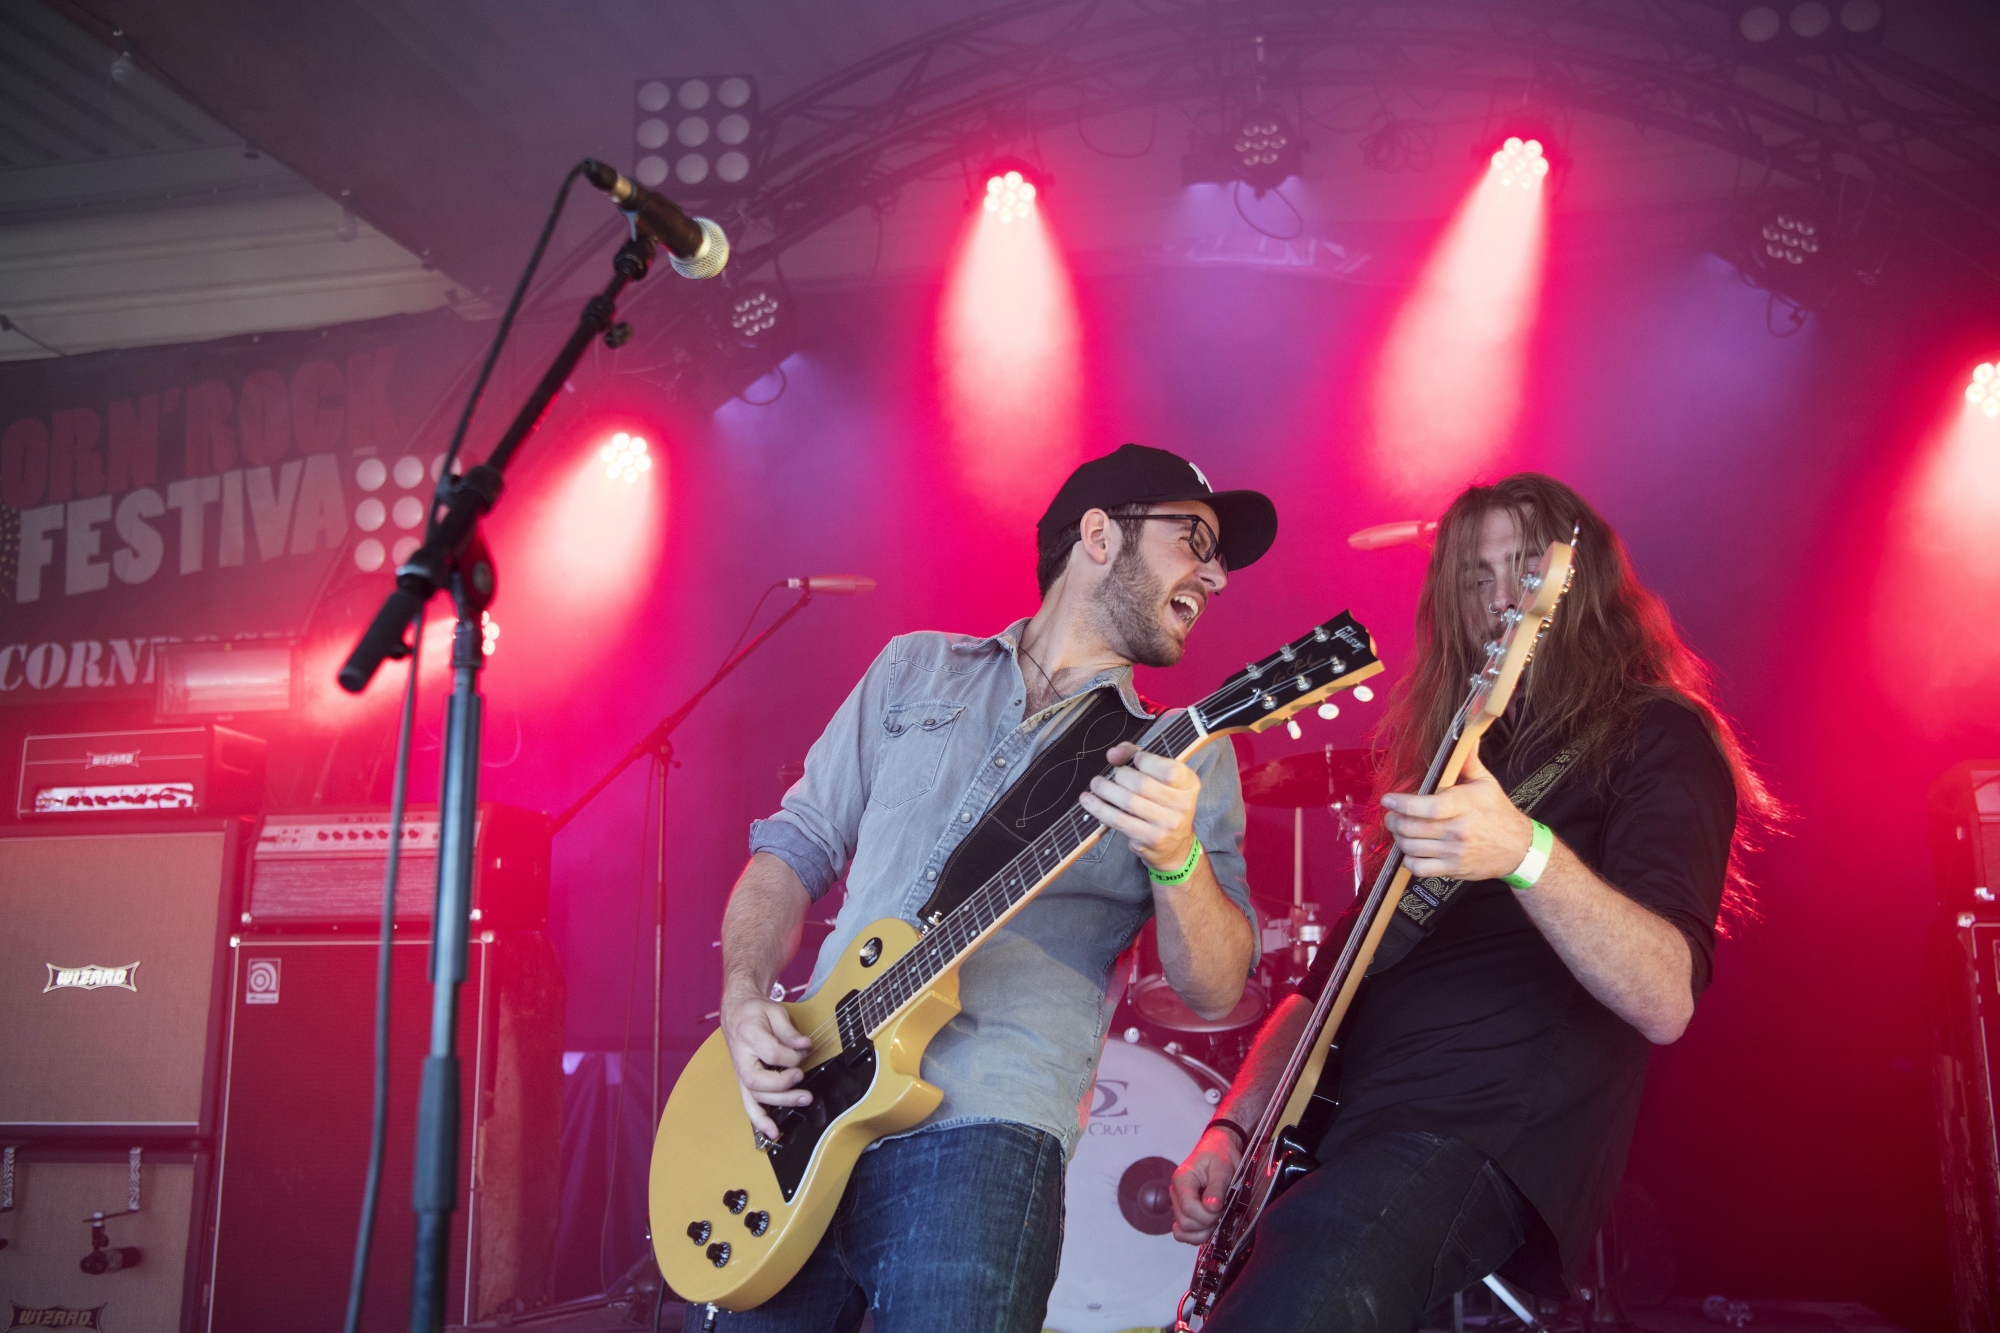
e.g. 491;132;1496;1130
1202;1131;1531;1333
681;1121;1066;1333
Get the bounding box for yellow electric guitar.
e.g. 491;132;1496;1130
650;612;1384;1309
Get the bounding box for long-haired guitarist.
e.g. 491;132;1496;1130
1170;473;1780;1329
694;444;1276;1331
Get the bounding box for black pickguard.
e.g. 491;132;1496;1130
762;1038;878;1202
917;687;1153;923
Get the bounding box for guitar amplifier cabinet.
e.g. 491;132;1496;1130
1936;920;2000;1333
205;932;563;1331
17;727;266;818
1932;762;2000;920
0;821;246;1138
242;805;548;932
0;1146;208;1333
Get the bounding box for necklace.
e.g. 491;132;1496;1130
1018;642;1060;705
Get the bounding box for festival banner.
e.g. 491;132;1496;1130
0;311;487;707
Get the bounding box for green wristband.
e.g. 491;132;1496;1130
1147;838;1204;886
1504;820;1555;891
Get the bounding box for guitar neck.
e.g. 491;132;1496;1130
845;709;1205;1040
1262;704;1496;1143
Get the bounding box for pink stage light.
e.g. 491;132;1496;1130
504;425;667;651
1876;361;2000;724
939;165;1081;518
1368;136;1551;502
1966;361;2000;417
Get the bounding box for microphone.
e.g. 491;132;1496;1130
787;575;876;595
580;160;729;279
1347;520;1438;551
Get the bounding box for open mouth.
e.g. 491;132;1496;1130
1169;591;1203;629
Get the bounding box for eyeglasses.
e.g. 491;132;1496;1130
1130;513;1225;568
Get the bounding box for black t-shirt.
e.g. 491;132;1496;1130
1300;696;1736;1291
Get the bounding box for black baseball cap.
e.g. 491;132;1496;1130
1037;443;1279;570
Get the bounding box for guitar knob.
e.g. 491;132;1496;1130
707;1242;731;1267
686;1220;711;1245
723;1189;749;1214
745;1210;770;1237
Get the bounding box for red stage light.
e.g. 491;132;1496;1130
600;431;654;483
940;165;1080;519
1488;136;1551;189
982;167;1039;224
1369;139;1551;501
1966;362;2000;418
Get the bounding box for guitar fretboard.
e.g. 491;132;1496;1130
837;709;1205;1043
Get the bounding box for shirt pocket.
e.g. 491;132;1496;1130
870;701;967;809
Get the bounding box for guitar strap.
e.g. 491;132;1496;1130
1366;744;1580;975
915;687;1156;926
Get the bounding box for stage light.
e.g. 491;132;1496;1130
1736;1;1879;44
1371;135;1549;500
1719;190;1867;314
940;158;1080;519
1489;137;1551;189
633;75;758;192
600;431;653;483
983;169;1038;223
729;286;781;341
1761;212;1821;266
1231;105;1301;195
1967;363;2000;418
480;612;500;657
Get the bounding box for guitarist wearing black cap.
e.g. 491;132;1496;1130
691;444;1278;1332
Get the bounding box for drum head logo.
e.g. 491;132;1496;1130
245;958;281;1005
8;1303;105;1329
1090;1078;1129;1119
42;963;138;994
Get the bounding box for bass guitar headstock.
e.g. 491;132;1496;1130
1470;540;1574;724
1195;611;1384;737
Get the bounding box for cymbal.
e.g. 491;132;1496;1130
1239;748;1375;808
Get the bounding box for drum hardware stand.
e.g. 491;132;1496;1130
339;230;663;1332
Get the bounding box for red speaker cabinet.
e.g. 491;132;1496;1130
203;931;563;1331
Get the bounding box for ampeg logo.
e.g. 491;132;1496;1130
8;1303;105;1329
245;958;281;1005
43;963;138;993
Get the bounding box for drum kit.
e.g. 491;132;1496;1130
1044;746;1375;1333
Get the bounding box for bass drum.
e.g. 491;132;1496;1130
1044;1035;1225;1333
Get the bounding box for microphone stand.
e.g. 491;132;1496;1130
551;585;818;1129
337;232;659;1333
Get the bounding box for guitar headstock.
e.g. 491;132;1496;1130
1195;612;1385;737
1470;540;1575;723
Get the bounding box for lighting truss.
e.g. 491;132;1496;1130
609;0;2000;393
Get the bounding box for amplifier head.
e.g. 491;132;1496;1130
242;804;549;933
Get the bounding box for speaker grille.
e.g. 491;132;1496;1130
0;830;231;1133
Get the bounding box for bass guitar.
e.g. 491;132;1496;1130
651;613;1384;1310
1175;539;1575;1330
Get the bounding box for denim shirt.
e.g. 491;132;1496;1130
748;619;1256;1157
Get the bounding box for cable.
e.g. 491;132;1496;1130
342;606;425;1333
427;162;591;543
600;754;659;1293
1233;179;1305;240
